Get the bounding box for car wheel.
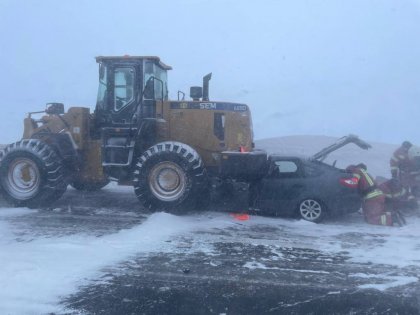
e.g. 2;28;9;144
298;198;325;223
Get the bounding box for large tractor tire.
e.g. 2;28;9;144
133;142;207;211
0;139;68;208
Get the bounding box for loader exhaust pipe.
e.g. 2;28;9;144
202;73;212;101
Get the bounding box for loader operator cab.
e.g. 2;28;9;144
93;56;172;172
94;56;171;128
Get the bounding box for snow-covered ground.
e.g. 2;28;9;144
1;135;419;314
0;208;234;314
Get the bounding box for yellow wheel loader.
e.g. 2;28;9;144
0;56;267;209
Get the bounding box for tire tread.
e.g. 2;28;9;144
0;139;68;207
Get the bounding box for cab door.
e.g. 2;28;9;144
109;65;140;125
100;64;141;166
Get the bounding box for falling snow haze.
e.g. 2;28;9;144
0;0;419;144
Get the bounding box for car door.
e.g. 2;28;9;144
259;158;306;215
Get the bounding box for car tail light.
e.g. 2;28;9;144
239;146;249;153
340;177;359;188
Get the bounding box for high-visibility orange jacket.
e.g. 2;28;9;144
390;146;412;178
347;165;392;226
350;167;382;200
379;180;409;201
379;179;416;210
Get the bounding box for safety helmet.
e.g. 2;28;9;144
402;141;413;149
356;163;367;170
346;164;357;173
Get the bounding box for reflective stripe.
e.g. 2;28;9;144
390;166;399;170
360;169;375;187
364;189;383;200
398;154;405;160
391;156;399;162
386;188;406;199
393;188;406;198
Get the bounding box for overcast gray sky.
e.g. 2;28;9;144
0;0;419;144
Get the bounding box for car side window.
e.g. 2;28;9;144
271;160;299;178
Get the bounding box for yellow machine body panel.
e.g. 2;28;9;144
23;107;107;184
76;139;106;183
21;100;255;181
23;107;90;149
158;101;253;167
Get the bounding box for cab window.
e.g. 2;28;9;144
96;64;107;109
114;67;134;111
144;61;168;100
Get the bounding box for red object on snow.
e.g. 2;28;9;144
230;213;250;221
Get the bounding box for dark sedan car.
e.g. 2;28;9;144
249;135;371;223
